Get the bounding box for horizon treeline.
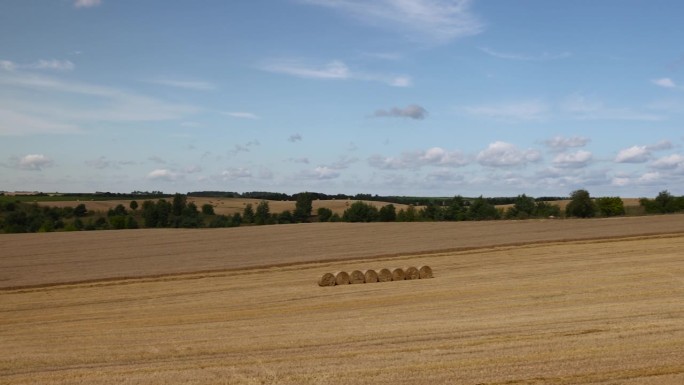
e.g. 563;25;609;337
1;190;684;234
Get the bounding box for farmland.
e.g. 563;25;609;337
1;216;684;384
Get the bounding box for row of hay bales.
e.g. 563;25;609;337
318;266;433;286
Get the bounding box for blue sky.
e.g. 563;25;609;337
2;0;684;197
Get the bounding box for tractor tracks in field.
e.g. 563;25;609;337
2;231;683;294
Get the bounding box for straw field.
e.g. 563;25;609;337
1;216;684;384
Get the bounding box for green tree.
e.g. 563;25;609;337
294;192;313;222
378;204;397;222
467;196;500;220
535;201;561;218
443;196;467;221
397;205;418;222
242;204;255;224
129;200;138;211
73;203;88;217
566;189;597;218
172;193;187;216
254;200;271;225
342;201;379;222
506;194;536;219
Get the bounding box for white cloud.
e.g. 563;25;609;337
147;169;177;181
0;59;74;71
262;59;349;80
615;141;672;163
652;78;676;88
615;146;650;163
74;0;102;8
651;154;684;169
16;154;54;171
553;150;593;168
0;108;80;136
224;112;259;119
148;78;216;91
420;147;469;166
261;59;411;87
479;47;571;61
476;141;541;167
462;101;548;121
299;0;484;44
222;168;252;180
0;60;16;71
29;59;75;71
373;104;427;120
543;136;590;152
368;147;468;170
0;72;199;135
301;166;341;180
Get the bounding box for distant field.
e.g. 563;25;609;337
1;219;682;384
30;197;646;216
33;197;412;215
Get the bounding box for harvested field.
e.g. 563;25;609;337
1;232;683;384
37;197;412;216
3;215;684;289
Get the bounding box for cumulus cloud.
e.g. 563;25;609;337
462;101;548;121
301;166;341;180
299;0;484;44
543;136;590;152
651;154;684;170
476;141;541;167
147;169;177;181
74;0;102;8
615;141;672;163
373;104;427;120
288;133;303;142
368;147;468;170
552;150;593;168
222;168;252;180
652;78;676;88
16;154;54;171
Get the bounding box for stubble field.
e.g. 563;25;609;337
1;216;683;384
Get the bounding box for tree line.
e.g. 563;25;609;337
1;190;683;233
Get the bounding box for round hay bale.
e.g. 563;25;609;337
335;271;350;285
418;265;433;279
318;272;336;287
363;269;379;283
349;270;365;284
377;268;392;282
405;266;420;280
391;267;405;281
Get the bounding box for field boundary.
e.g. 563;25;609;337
4;231;683;293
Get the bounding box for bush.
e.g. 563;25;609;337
317;207;333;222
596;197;625;217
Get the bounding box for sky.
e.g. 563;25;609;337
1;0;684;197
